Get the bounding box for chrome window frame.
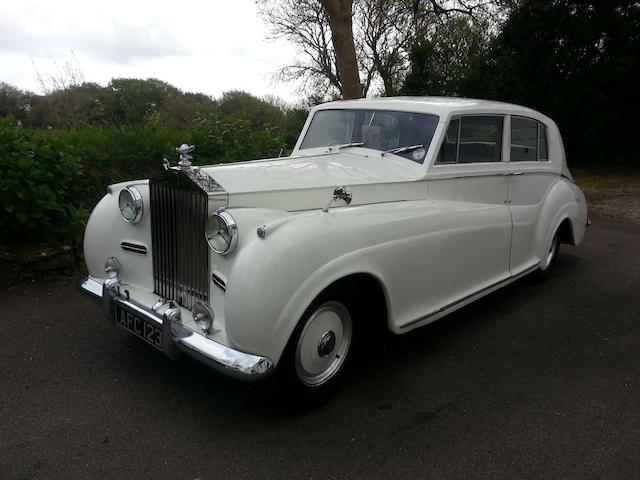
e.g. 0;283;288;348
434;114;506;165
509;115;551;163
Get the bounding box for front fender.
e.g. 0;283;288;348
83;180;153;290
223;201;441;365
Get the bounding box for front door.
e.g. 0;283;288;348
427;114;512;310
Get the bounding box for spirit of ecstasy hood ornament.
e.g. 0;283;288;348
176;144;195;169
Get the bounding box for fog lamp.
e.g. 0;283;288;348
193;301;215;334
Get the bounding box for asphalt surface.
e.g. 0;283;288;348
1;217;638;480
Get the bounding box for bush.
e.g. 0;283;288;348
0;115;291;248
0;117;87;245
189;115;286;163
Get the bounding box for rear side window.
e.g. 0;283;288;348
510;117;549;162
437;116;504;164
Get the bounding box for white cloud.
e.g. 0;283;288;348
0;0;301;102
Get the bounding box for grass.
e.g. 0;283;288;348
572;167;640;190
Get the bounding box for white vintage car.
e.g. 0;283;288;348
79;97;589;399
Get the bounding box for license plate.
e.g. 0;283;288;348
114;303;162;350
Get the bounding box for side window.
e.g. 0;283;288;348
538;123;549;160
436;118;460;164
510;117;550;162
458;116;503;163
437;116;503;164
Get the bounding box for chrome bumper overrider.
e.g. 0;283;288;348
78;277;274;381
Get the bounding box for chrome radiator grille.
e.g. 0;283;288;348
150;172;209;310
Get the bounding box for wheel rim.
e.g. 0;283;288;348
543;233;558;270
295;302;352;387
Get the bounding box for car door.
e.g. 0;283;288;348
426;114;512;311
506;116;558;274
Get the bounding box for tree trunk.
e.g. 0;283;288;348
319;0;363;99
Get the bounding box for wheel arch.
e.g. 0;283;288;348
557;216;576;245
534;179;580;262
273;268;391;366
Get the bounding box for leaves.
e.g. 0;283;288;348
0;117;85;243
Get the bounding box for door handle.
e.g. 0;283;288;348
511;171;523;176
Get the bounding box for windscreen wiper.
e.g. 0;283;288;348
335;142;365;149
381;144;424;156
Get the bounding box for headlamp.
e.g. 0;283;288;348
205;209;238;255
118;186;143;224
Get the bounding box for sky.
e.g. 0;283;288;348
0;0;302;102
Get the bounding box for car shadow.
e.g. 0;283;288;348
111;249;589;424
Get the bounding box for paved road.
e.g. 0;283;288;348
1;218;638;480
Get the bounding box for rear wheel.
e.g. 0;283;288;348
531;229;560;282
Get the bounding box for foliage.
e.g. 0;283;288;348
400;0;640;166
401;16;490;96
0;82;34;124
0;117;88;244
464;0;640;166
257;0;504;98
190;116;286;163
0;81;307;247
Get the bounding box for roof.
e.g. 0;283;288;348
317;96;548;122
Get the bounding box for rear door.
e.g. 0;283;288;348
506;116;559;274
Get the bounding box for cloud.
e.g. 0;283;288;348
0;16;188;64
0;0;301;101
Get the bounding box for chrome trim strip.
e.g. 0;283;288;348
400;265;539;329
77;277;274;381
426;171;560;181
211;273;227;292
121;242;148;255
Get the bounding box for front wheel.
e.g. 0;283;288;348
279;300;353;404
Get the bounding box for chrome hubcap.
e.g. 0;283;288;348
317;331;336;357
295;302;352;387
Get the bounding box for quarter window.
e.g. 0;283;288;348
510;117;549;162
436;116;504;164
437;118;459;164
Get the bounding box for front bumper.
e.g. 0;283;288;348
78;277;274;381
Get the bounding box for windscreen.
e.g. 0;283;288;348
299;109;440;164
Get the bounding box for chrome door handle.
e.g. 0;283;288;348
511;171;523;176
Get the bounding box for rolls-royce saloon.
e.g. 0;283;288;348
79;97;589;400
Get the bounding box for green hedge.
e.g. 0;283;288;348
0;116;286;246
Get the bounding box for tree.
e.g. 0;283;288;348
318;0;363;98
258;0;504;99
401;16;490;96
104;78;181;125
465;0;640;166
0;82;34;123
257;0;342;97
